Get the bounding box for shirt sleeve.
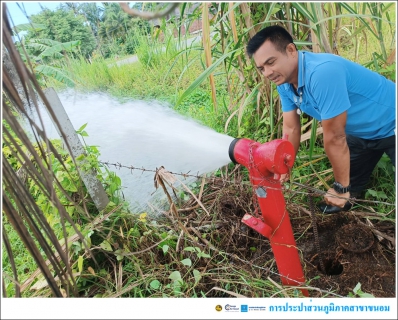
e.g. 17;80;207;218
309;62;351;120
277;84;297;112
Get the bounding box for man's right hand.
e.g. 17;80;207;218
324;188;350;208
280;173;290;184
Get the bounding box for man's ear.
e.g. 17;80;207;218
286;43;297;56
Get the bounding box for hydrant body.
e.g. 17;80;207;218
229;138;308;297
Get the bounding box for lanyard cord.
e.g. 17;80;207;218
294;52;305;115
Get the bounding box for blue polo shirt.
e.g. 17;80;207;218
277;51;396;139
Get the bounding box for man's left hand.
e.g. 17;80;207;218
324;188;350;208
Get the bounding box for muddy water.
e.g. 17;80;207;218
40;89;235;213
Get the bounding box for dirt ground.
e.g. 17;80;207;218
287;206;396;297
188;179;396;298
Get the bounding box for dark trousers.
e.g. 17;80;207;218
347;134;396;195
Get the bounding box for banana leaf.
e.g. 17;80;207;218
35;65;75;87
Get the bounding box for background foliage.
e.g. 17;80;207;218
3;2;396;299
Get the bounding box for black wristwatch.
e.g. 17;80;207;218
333;181;351;194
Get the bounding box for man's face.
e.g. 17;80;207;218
253;40;298;87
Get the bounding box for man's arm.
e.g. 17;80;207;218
280;110;301;183
283;110;301;156
321;111;351;207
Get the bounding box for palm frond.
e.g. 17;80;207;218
2;3;90;297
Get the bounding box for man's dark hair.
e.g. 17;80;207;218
246;25;295;58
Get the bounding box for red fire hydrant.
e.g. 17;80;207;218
229;137;309;297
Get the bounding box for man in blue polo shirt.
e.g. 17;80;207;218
246;25;396;214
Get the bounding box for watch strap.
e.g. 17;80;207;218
333;181;351;194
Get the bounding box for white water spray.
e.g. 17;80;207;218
40;90;235;212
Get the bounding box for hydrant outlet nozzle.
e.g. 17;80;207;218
228;138;241;164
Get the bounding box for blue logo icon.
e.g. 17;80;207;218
241;305;248;312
